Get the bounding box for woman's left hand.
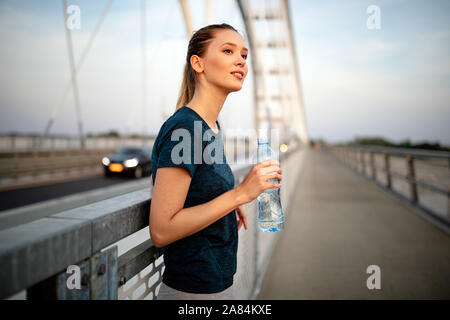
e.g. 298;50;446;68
236;206;248;231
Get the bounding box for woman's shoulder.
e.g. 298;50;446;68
162;107;198;133
154;108;199;150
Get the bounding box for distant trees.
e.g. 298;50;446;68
86;130;154;139
348;136;450;152
310;136;449;151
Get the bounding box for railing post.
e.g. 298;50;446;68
370;151;376;180
27;259;90;300
383;152;391;189
90;246;118;300
406;154;418;203
26;245;118;300
447;187;450;221
11;134;16;150
361;149;366;175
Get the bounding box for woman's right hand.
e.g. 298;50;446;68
236;159;282;205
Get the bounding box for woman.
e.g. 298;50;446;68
149;23;282;300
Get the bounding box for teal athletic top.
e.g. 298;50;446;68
151;105;238;294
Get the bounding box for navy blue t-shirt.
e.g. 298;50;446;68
151;105;238;294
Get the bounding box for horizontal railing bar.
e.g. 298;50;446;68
0;149;116;158
117;238;163;286
355;159;449;196
52;189;152;252
387;171;449;196
0;217;92;299
350;144;450;159
334;146;450;199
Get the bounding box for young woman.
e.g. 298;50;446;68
149;23;282;300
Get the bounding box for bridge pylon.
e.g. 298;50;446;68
236;0;310;147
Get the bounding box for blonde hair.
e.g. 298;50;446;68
175;23;238;111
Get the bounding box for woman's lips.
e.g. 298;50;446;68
231;72;243;80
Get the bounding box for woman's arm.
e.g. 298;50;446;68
150;166;242;247
149;160;281;248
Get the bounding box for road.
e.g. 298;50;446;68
0;175;145;212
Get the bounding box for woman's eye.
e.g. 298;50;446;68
224;49;247;60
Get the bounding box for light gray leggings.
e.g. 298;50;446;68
157;282;235;300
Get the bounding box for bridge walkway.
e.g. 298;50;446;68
257;149;450;299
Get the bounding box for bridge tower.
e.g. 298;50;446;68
236;0;309;146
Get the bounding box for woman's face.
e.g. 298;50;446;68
197;29;249;93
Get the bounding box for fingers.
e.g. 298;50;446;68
242;211;248;230
270;182;281;189
236;207;248;231
236;209;242;231
258;159;280;169
264;172;282;182
260;166;282;176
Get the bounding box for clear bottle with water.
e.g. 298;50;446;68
254;135;284;232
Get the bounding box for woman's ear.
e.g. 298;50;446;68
190;54;204;73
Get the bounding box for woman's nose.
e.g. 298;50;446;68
236;57;246;66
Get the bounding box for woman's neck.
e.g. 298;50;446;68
186;83;228;132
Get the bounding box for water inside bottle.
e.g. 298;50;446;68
254;135;284;232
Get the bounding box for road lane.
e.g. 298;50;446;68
0;175;143;211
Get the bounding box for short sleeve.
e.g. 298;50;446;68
155;120;202;179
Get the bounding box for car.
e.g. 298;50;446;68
102;146;152;179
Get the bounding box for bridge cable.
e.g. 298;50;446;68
43;0;113;142
61;0;85;148
125;0;178;134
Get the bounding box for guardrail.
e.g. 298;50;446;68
0;144;304;300
0;149;116;177
0;135;156;151
326;144;450;230
0;148;117;190
0;138;253;190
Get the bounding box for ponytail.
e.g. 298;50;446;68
175;63;195;111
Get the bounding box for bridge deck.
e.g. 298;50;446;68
257;149;450;299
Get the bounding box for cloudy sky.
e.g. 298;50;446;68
0;0;449;145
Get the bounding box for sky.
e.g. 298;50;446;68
0;0;449;145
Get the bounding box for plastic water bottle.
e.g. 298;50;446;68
255;135;284;232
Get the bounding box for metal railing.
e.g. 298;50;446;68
0;134;156;151
0;136;253;190
0;148;117;190
0;144;304;300
326;144;450;230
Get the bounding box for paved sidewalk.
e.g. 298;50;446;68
257;149;450;299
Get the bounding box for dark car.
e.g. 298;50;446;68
102;146;152;179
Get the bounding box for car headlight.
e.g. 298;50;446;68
102;157;110;166
124;158;139;168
